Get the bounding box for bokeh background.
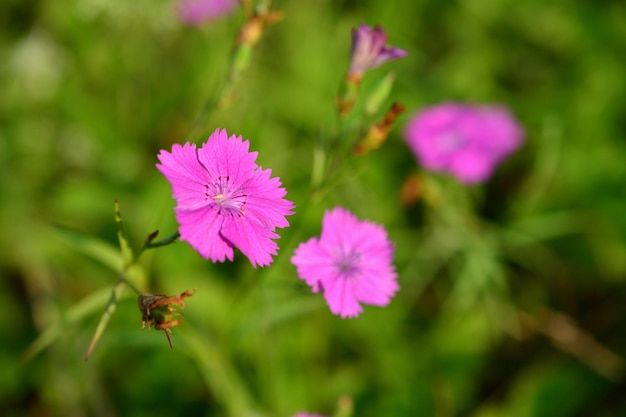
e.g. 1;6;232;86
2;0;626;416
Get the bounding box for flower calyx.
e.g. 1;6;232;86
138;289;196;349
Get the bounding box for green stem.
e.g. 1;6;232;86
146;231;181;249
85;275;128;361
310;144;326;190
119;276;142;297
135;231;180;261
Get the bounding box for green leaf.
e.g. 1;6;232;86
84;277;128;361
54;227;122;273
364;72;396;116
114;200;135;267
84;201;142;361
22;287;114;362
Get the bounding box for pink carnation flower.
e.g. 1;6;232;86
404;102;524;184
177;0;237;26
292;414;327;417
348;24;408;80
157;128;295;268
291;207;398;318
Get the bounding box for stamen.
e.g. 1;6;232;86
207;175;247;215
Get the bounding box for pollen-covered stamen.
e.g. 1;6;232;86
206;175;248;215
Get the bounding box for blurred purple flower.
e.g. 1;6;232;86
404;102;524;184
157;128;295;268
178;0;237;26
292;414;327;417
348;24;407;80
291;207;398;318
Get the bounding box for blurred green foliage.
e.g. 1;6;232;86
1;0;626;416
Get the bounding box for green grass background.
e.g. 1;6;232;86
1;0;626;416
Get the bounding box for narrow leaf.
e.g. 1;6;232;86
22;287;112;362
114;200;134;267
54;227;122;273
85;201;138;361
85;277;127;361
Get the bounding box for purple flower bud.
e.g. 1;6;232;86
348;24;408;80
178;0;237;26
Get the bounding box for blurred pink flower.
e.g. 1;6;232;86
404;102;524;184
348;24;407;80
291;207;398;318
178;0;237;26
157;128;295;268
292;414;327;417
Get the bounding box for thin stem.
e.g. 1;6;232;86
134;231;181;261
146;231;181;249
119;275;142;297
85;275;127;361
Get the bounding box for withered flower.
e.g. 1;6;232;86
138;289;196;348
353;102;405;155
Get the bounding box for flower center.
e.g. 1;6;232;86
205;175;247;215
439;131;466;153
336;249;362;278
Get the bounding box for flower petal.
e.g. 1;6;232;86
197;128;259;190
243;167;295;229
157;143;212;210
348;24;407;77
323;276;363;318
178;0;237;26
291;238;338;291
176;206;234;262
449;150;495;184
353;267;399;306
220;215;280;268
318;207;359;249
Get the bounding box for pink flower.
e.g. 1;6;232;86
157;128;295;268
177;0;237;26
292;413;326;417
348;24;408;80
404;102;524;184
291;207;398;318
291;414;327;417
